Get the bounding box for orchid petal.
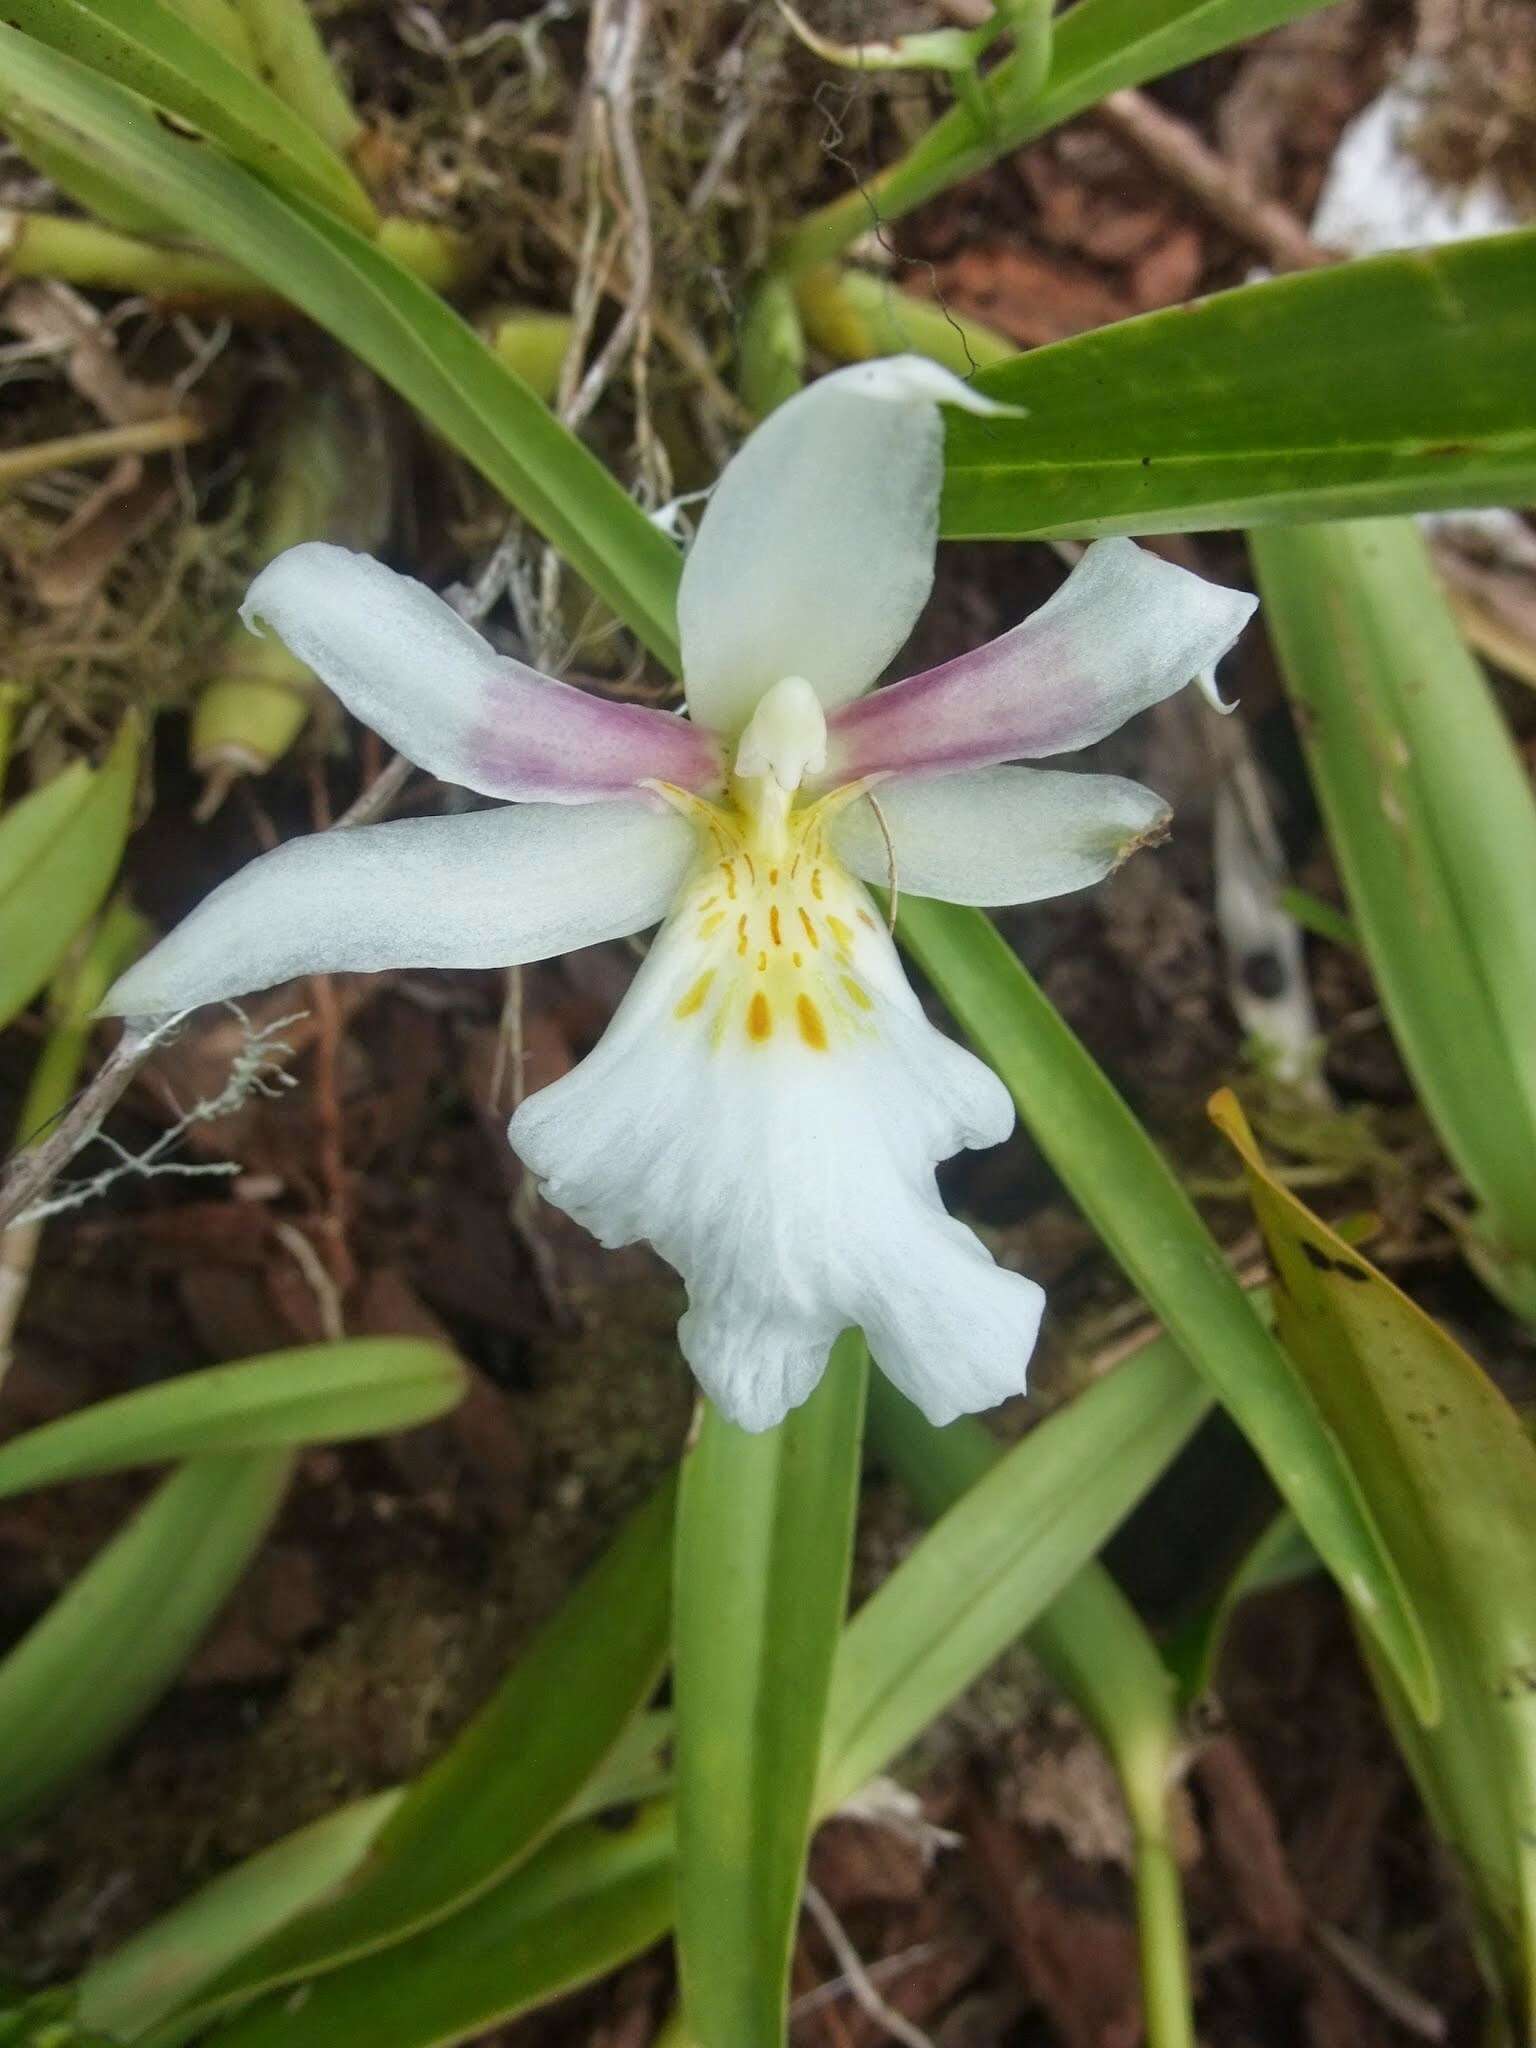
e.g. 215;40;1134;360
244;544;721;803
833;765;1169;907
510;834;1041;1432
824;539;1257;783
103;801;694;1021
678;357;1020;737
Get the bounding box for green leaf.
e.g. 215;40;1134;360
0;760;92;887
818;1329;1210;1812
674;1337;867;2048
892;892;1437;1723
82;1721;673;2046
0;1339;466;1498
775;0;1336;274
119;1331;1221;2048
0;718;140;1031
184;1808;675;2048
940;234;1536;537
1163;1507;1316;1708
0;26;684;669
3;0;377;230
1251;517;1536;1311
0;1451;290;1831
77;1792;403;2041
867;1374;1198;2048
173;1481;675;2029
1213;1090;1536;2030
160;0;256;70
228;0;362;158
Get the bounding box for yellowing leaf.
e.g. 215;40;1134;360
1212;1088;1536;2029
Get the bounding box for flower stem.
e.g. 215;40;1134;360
866;1373;1197;2048
1131;1827;1198;2048
0;900;150;1373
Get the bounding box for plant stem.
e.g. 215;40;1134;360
866;1374;1197;2048
0;901;149;1369
230;0;362;157
0;209;479;309
1130;1828;1197;2048
794;262;1015;375
0;684;23;786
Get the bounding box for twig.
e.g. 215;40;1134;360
789;1938;948;2020
272;1218;347;1344
1094;88;1335;274
1309;1920;1447;2042
0;1025;166;1235
0;411;207;490
0;748;416;1235
802;1883;938;2048
335;749;413;828
565;0;655;433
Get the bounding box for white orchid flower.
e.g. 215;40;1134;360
105;358;1256;1433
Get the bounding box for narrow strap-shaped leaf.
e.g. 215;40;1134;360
675;1337;868;2048
0;760;92;885
228;0;362;158
0;1450;290;1831
940;233;1536;537
1251;517;1536;1306
1214;1092;1536;2027
0;1338;466;1498
0;719;139;1031
170;1809;676;2048
77;1791;403;2041
124;1333;1213;2048
1164;1507;1315;1709
0;27;685;670
867;1374;1197;2048
775;0;1337;274
893;892;1437;1722
173;1479;675;2027
818;1328;1211;1811
4;0;377;230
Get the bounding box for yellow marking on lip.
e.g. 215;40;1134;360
699;894;720;911
742;853;757;884
792;951;804;968
796;994;828;1050
737;913;749;956
841;974;873;1012
769;867;779;885
769;904;782;947
826;913;855;951
747;991;772;1041
810;868;824;900
757;949;768;972
857;909;876;929
698;912;725;938
798;908;819;949
721;862;738;900
675;971;715;1019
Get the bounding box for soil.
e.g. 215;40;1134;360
2;2;1536;2044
